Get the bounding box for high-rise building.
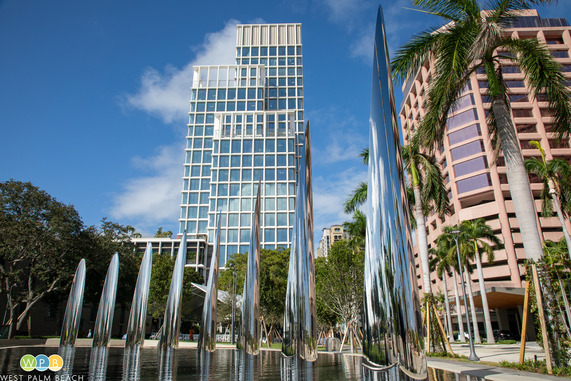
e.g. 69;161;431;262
317;224;349;258
178;24;305;267
399;10;571;335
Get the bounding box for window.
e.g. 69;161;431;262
513;109;533;118
457;173;492;193
509;94;528;103
506;80;525;88
451;140;484;160
454;156;488;177
551;50;569;58
516;124;536;133
448;124;481;145
447;109;479;130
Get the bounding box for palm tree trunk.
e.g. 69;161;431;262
492;98;543;262
464;265;481;343
442;273;454;340
548;180;571;260
413;185;432;295
451;272;465;342
474;248;495;343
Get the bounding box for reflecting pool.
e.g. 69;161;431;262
0;347;481;380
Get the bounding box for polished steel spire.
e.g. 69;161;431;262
92;253;119;347
362;5;426;378
59;259;86;347
159;231;188;348
199;212;222;352
239;182;261;355
282;124;317;361
125;242;153;348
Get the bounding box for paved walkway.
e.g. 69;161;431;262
448;342;545;363
428;342;564;380
428;357;563;380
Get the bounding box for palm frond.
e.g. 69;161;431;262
504;37;571;140
391;29;443;84
343;182;367;214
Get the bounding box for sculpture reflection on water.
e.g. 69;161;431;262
283;123;318;362
54;9;427;379
59;258;86;348
92;253;119;348
198;212;222;352
362;5;427;379
125;242;153;348
238;183;262;355
159;231;188;348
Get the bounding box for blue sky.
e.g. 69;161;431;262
1;0;569;238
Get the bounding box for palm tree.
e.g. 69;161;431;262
403;132;450;295
343;210;366;250
391;0;571;266
430;235;456;341
525;141;571;259
459;219;502;343
344;148;369;214
443;226;480;342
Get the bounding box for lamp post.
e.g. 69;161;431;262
450;228;479;362
230;265;236;345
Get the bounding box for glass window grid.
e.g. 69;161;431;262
182;44;304;253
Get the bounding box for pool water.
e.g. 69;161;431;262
0;346;481;380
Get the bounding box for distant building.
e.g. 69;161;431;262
317;224;349;258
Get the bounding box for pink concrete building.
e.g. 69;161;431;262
399;9;571;338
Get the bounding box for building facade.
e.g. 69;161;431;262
399;10;571;336
179;24;305;267
317;225;349;258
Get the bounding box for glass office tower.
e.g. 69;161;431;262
179;24;304;267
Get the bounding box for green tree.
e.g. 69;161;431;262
343;210;366;250
0;180;85;338
82;219;140;306
154;227;173;238
459;219;502;343
218;248;289;342
343;148;369;214
148;253;203;320
315;240;364;330
525;141;571;258
443;225;482;343
391;0;571;268
429;235;456;341
542;238;571;335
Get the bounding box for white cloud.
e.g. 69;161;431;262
109;144;183;235
124;20;239;124
349;23;375;65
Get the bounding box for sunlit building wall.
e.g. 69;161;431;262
399;10;571;332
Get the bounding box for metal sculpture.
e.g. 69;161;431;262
199;212;222;352
239;182;261;355
92;253;119;347
362;5;426;378
282;124;317;361
125;242;153;348
159;231;188;348
59;259;86;347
